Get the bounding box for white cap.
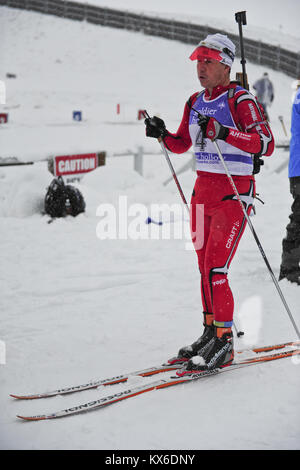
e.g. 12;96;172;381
190;33;236;68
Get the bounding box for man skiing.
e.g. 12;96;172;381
144;33;274;374
253;72;274;120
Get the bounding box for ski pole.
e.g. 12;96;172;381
213;140;300;340
278;115;288;137
233;321;244;338
143;110;190;215
158;140;190;214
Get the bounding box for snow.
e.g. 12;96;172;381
0;6;300;450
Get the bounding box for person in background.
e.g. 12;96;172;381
253;72;274;120
279;83;300;285
144;33;274;374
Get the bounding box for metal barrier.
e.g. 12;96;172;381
1;0;299;78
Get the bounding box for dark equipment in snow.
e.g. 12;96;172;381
44;176;85;218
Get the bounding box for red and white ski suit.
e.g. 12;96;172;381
163;83;274;326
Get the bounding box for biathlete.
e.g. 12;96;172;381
145;33;274;373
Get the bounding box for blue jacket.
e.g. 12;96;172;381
289;88;300;177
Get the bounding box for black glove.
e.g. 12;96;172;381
144;116;168;139
197;114;229;142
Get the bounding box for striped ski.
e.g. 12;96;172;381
10;339;299;400
15;348;300;421
9;364;179;400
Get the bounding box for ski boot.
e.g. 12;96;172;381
168;312;215;365
177;325;234;375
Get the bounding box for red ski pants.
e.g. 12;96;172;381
190;171;255;325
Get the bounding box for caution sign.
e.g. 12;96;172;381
52;152;105;177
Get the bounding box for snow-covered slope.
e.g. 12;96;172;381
72;0;300;51
0;7;299;450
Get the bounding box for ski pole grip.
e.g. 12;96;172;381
142;110;151;120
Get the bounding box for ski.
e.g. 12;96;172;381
167;339;300;365
238;339;300;355
10;339;300;400
16;348;300;421
9;364;180;400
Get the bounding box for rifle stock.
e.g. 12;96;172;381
235;71;249;90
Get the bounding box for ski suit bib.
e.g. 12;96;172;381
189;88;255;326
189;89;253;175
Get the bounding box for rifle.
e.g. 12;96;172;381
235;11;249;90
235;11;264;174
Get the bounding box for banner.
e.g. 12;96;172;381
53;152;105;177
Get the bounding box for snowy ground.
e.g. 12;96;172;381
0;7;300;450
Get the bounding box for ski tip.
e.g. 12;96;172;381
10;394;38;400
11;394;26;400
17;414;47;421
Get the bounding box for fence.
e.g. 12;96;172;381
1;0;300;78
112;147;194;179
